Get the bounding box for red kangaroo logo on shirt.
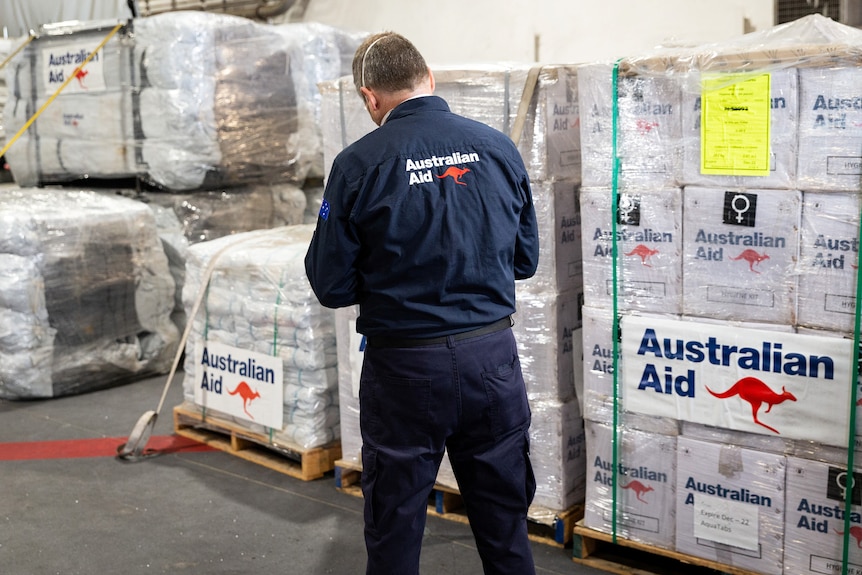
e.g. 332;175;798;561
834;526;862;548
228;381;261;419
731;249;770;273
621;480;654;503
625;244;659;267
706;377;796;434
437;166;470;186
74;68;89;90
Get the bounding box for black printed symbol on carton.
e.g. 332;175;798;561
826;466;862;506
722;191;757;228
616;193;641;226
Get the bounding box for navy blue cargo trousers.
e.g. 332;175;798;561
359;326;536;575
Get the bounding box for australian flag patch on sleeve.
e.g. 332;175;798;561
319;199;330;221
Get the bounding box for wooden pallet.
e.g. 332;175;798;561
173;405;342;481
572;520;761;575
334;459;583;547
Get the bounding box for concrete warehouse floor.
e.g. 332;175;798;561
0;372;612;575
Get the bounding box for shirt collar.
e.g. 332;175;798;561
380;93;433;125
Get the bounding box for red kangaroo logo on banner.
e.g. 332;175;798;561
228;381;261;419
706;377;796;434
621;480;654;503
834;526;862;548
436;166;470;186
625;244;659;267
731;249;770;273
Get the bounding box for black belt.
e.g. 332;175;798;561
365;316;513;349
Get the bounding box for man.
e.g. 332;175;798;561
305;31;539;575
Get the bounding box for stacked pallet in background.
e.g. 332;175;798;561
324;63;587;531
0;14;363;407
576;14;862;575
0;188;178;399
3;14;362;191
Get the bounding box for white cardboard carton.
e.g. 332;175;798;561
682;186;800;324
676;436;786;574
580;187;682;313
585;420;677;549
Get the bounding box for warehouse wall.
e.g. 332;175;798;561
301;0;775;64
2;0;773;65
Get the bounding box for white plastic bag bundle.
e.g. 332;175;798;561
0;188;179;399
181;225;339;449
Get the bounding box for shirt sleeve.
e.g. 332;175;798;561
304;164;361;308
514;174;540;280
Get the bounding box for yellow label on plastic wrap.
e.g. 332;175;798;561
700;73;771;176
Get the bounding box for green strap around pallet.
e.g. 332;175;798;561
610;58;623;546
842;198;862;574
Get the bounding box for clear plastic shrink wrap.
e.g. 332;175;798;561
4;15;360;190
518;180;582;296
0;188;178;399
181;225;338;450
513;288;581;403
529;399;586;511
334;305;362;465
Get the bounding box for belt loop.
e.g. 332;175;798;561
446;335;455;349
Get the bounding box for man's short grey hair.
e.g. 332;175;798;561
352;32;429;97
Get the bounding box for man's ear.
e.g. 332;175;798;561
428;68;435;93
360;86;378;111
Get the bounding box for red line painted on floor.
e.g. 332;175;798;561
0;435;215;461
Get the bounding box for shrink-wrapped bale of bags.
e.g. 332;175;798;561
4;14;363;190
0;187;178;398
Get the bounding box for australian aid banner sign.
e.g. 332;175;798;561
41;40;107;94
193;341;284;429
621;315;853;446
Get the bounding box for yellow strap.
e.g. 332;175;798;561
0;22;124;160
0;34;34;72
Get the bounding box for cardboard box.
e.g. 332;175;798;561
784;456;862;575
798;191;860;333
676;436;786;574
580;187;682;313
682;186;800;324
585;420;677;549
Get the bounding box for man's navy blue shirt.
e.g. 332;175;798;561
305;95;539;338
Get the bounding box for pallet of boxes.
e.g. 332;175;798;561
575;14;862;575
0;12;366;478
324;63;588;545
